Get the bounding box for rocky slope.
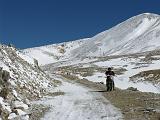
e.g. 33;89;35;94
0;44;56;120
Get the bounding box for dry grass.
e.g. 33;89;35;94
45;91;65;97
58;65;127;80
130;69;160;84
104;90;160;120
51;79;62;87
29;104;50;120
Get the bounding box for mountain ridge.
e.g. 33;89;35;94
23;13;160;65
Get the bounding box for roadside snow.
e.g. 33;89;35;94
34;75;123;120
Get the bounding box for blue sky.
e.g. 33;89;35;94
0;0;160;48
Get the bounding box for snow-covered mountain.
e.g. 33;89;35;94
13;13;160;120
23;13;160;65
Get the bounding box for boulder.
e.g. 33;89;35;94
2;70;10;82
0;97;12;120
0;87;10;99
8;113;17;120
0;68;10;99
23;99;30;106
11;101;29;110
127;87;138;91
14;109;27;116
34;59;39;68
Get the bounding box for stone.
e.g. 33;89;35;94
127;87;138;91
8;113;17;120
2;70;10;82
11;101;29;110
0;87;10;99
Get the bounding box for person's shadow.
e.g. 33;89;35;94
89;90;107;92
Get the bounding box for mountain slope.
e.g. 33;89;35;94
23;13;160;65
22;38;89;65
0;44;56;119
81;13;160;56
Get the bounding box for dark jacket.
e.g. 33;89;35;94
105;71;115;76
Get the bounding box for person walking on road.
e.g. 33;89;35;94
105;67;115;91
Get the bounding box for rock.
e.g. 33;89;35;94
8;113;17;120
0;87;10;99
0;67;3;79
20;115;29;120
0;67;10;83
11;101;29;110
95;82;104;84
23;99;30;106
8;111;29;120
0;68;10;99
12;90;18;98
2;70;10;82
15;109;27;115
0;98;12;120
0;97;12;113
0;96;4;104
8;44;15;48
34;59;39;68
145;107;155;112
127;87;138;91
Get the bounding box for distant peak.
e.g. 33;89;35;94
143;13;157;15
124;13;160;24
137;13;160;18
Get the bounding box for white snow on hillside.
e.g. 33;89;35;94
23;13;160;65
22;48;59;65
23;38;89;65
16;51;34;64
